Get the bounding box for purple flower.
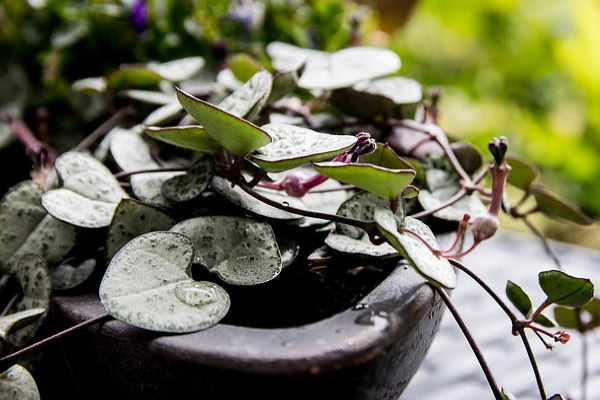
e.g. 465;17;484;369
131;0;148;33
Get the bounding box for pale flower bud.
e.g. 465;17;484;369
471;214;499;242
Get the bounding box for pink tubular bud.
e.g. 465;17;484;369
280;174;308;197
471;214;499;242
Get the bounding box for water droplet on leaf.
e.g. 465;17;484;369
174;281;217;307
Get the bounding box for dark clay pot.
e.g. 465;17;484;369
49;264;443;400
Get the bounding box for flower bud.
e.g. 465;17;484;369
471;214;499;242
553;331;570;344
280;174;308;197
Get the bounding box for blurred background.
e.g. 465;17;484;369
0;0;598;247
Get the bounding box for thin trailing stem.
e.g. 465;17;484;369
0;292;21;318
73;107;131;152
114;167;187;179
521;217;562;269
517;327;547;400
1;111;56;169
433;286;503;400
581;332;589;400
0;313;111;371
235;176;376;234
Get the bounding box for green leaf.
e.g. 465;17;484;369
5;254;51;346
161;155;215;202
330;77;421;119
51;258;96;290
106;199;175;259
335;191;404;239
100;232;230;333
534;314;556;328
267;42;401;90
506;280;533;317
0;364;41;400
313;161;415;200
530;184;594;225
218;70;272;120
451;141;483;176
361;143;414;170
144;125;220;153
229;53;261;82
170;216;282;285
374;207;456;288
72;77;107;94
267;70;299;104
539;270;594;307
251;124;357;172
0;181;76;268
110;132;182;207
211;176;302;220
176;87;272;155
506;156;539;190
553;306;579;329
325;233;398;259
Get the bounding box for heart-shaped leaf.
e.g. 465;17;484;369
211;176;301;220
176;88;272;155
0;308;45;348
100;231;230;333
267;42;401;90
539;270;594;307
506;156;539;190
110;132;183;207
161;155;215;202
335;191;404;239
506;280;532;317
325;233;398;259
0;181;76;268
0;364;40;400
122;90;174;105
146;56;205;82
251;124;357;172
51;258;96;290
144;125;220;153
5;254;51;346
142;102;183;126
276;234;299;269
530;184;594;225
313;161;415;200
106;199;175;259
170;216;282;285
374;207;456;288
42;152;128;228
330;77;421;119
501;388;517;400
218;70;272;120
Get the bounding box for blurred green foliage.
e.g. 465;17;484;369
390;0;600;218
0;0;363;145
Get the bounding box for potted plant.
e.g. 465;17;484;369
0;34;597;400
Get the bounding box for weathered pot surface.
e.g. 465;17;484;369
48;264;444;400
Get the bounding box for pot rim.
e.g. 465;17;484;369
53;264;436;376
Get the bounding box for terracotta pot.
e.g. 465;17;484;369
47;264;444;400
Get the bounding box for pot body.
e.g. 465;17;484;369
47;265;444;400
